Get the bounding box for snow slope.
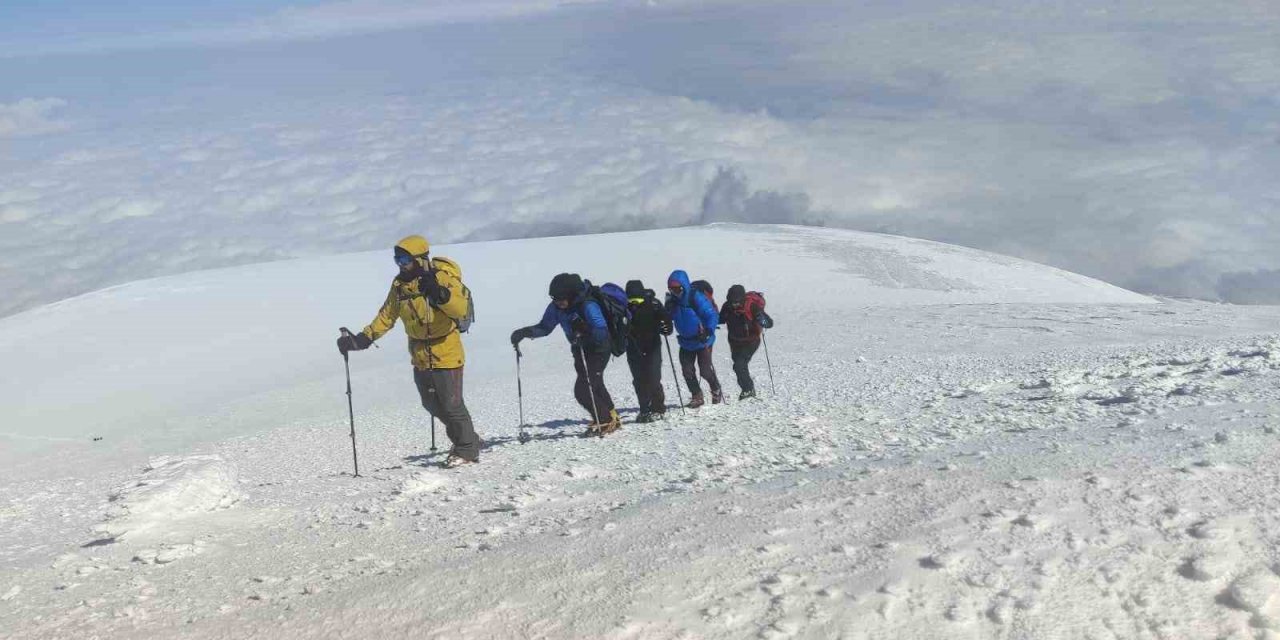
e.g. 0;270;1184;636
5;224;1280;639
0;223;1145;475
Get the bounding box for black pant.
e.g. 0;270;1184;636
627;345;665;414
413;366;481;460
572;345;614;423
729;339;760;393
679;346;721;397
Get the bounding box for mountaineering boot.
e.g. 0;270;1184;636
635;412;654;424
711;389;725;404
739;389;756;400
442;453;478;468
600;409;622;435
651;409;666;421
687;393;705;409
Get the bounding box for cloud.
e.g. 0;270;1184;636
0;98;69;138
1;0;1279;316
1217;270;1280;305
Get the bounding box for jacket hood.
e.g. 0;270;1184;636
667;270;692;304
395;235;430;257
625;280;647;299
726;284;747;304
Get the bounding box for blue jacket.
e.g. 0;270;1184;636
528;297;611;352
666;269;718;351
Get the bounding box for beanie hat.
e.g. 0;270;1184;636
548;273;584;300
726;284;747;304
625;280;646;298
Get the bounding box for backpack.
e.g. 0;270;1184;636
586;282;632;357
691;279;716;309
431;257;475;333
744;291;772;329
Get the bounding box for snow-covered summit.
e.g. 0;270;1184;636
10;224;1280;639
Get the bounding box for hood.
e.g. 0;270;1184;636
395;235;430;257
667;269;692;305
394;235;432;279
625;279;646;299
726;284;747;305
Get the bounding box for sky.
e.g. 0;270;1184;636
2;0;1279;317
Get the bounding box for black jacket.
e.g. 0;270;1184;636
628;292;672;355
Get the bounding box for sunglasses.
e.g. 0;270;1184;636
394;253;415;267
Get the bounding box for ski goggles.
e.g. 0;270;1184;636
394;253;416;267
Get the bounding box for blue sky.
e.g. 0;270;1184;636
2;0;1279;316
0;0;308;54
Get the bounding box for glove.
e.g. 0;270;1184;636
696;326;709;342
510;327;534;346
571;316;589;337
659;319;673;336
756;312;774;329
337;330;372;354
418;270;451;306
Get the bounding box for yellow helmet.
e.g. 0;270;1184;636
395;235;430;257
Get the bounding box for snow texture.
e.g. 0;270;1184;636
2;224;1280;639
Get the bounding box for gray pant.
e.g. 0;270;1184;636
413;367;481;460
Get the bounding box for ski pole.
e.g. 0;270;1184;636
761;329;776;395
339;329;361;477
663;335;686;415
575;345;603;437
516;345;529;444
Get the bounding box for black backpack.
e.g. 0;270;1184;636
691;279;716;308
585;282;632;357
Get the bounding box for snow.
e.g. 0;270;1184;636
3;223;1280;638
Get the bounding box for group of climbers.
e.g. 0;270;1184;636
338;234;775;466
512;269;773;436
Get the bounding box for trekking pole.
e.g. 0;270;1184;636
515;345;530;444
424;322;439;453
761;329;776;395
339;329;361;477
663;335;686;415
575;345;603;437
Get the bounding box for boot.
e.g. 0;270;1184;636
687;393;705;409
711;389;724;404
600;409;622;435
635;412;653;424
739;389;756;400
442;453;478;468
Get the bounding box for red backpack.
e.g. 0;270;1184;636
743;291;766;322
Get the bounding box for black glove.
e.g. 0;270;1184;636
337;330;372;355
757;312;774;329
659;320;673;336
418;270;451;306
696;326;709;342
510;327;534;346
571;316;589;336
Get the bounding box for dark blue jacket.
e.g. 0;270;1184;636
527;295;610;352
666;269;718;351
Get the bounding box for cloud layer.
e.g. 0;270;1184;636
0;98;69;138
1;0;1279;316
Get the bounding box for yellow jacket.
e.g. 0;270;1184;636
360;256;469;370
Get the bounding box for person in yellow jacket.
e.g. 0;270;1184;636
336;235;481;468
